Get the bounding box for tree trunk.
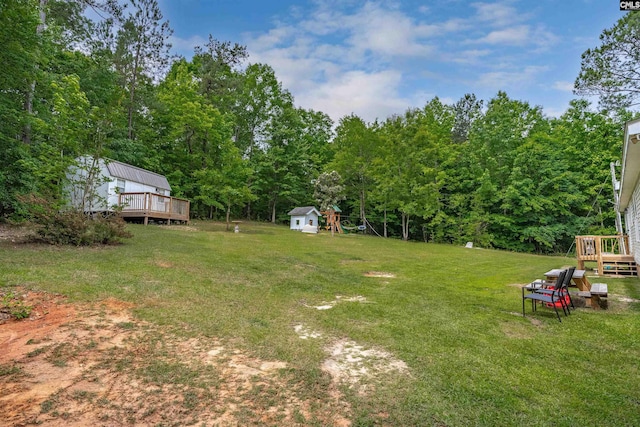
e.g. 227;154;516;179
359;184;366;226
22;0;48;144
330;210;335;237
226;203;231;231
271;197;277;223
383;207;388;238
127;40;142;140
401;213;410;241
245;200;252;220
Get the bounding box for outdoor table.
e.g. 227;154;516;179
544;269;591;292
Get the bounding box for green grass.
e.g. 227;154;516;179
1;221;639;426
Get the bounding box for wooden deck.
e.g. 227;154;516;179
118;192;190;225
575;235;638;277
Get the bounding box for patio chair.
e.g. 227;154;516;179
533;267;575;313
522;269;568;322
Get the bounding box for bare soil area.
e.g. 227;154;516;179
0;290;354;426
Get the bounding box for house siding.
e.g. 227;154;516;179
68;157;171;212
289;213;319;230
627;182;640;264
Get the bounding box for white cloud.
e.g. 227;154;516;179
169;35;207;57
343;3;436;58
239;1;561;124
296;70;416;123
553;81;575;92
475;65;550;90
473;25;557;49
472;1;529;27
479;25;531;45
249;26;297;50
446;49;492;64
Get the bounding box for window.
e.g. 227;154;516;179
116;179;125;193
309;219;314;226
296;219;300;226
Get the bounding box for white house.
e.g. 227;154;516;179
68;156;171;211
67;157;189;224
618;118;640;263
288;206;321;231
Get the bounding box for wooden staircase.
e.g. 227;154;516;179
601;254;638;277
575;235;638;277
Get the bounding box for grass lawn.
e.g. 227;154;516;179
1;221;639;426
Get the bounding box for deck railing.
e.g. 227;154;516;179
118;192;190;223
576;235;628;258
575;235;630;273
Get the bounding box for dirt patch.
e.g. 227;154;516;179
0;289;352;426
0;224;32;243
304;295;370;311
613;295;640;303
154;260;174;268
158;225;198;232
293;324;322;340
363;272;395;278
507;283;528;288
321;339;409;395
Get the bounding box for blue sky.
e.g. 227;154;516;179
158;0;623;123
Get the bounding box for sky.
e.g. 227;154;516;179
155;0;624;124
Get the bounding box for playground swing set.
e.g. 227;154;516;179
321;206;367;234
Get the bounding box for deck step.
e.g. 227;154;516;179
601;259;638;277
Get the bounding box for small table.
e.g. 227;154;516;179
544;269;591;292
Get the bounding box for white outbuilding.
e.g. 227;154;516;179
288;206;321;231
67;156;189;224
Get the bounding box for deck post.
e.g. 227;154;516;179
596;236;603;275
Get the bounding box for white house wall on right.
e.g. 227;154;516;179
618;118;640;264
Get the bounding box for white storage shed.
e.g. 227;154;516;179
288;206;321;231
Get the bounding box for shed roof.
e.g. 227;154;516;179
287;206;320;216
106;159;171;191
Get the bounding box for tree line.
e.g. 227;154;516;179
1;0;638;253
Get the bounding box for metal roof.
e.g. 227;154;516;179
287;206;320;216
106;159;171;191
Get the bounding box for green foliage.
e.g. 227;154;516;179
23;195;132;245
0;1;631;255
575;12;640;110
313;171;345;211
1;291;32;320
330;115;379;223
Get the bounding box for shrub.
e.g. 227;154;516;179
21;195;132;245
1;291;32;320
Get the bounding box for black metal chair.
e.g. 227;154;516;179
523;269;568;322
533;266;575;313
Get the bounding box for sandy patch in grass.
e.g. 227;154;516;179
293;324;323;339
614;295;640;303
0;289;352;426
158;225;198;232
507;283;529;288
154;260;174;268
321;339;409;394
363;272;395;278
305;295;370;310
